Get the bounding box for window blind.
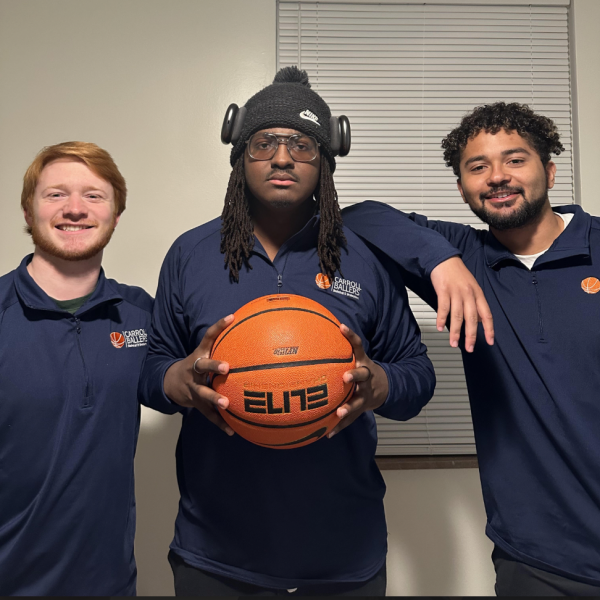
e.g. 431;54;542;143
277;1;574;455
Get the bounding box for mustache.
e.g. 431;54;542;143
480;186;524;201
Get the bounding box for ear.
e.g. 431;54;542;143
456;179;467;204
114;213;121;228
546;161;557;190
24;209;33;227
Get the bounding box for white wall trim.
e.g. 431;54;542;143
280;0;570;6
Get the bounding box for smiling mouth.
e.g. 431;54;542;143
55;224;94;232
483;190;522;203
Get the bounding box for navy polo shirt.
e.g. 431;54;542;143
139;215;435;589
343;201;600;586
0;256;153;596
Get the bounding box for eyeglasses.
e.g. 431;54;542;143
246;132;320;162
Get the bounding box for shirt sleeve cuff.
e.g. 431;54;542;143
372;359;394;414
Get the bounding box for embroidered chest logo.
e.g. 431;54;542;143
299;109;320;126
315;273;362;300
581;277;600;294
110;328;148;349
110;332;125;348
315;273;331;289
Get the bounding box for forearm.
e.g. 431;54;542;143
138;355;185;415
374;353;436;421
342;201;461;277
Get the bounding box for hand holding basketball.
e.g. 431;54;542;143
163;314;235;436
328;324;388;438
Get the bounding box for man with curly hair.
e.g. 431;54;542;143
343;102;600;595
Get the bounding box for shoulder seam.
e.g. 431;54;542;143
104;279;153;314
178;226;222;275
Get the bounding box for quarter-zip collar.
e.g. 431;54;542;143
250;214;320;264
484;204;591;269
13;254;123;315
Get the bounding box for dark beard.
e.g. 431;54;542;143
470;190;549;231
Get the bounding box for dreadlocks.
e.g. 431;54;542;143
315;154;346;281
220;156;253;283
220;154;346;283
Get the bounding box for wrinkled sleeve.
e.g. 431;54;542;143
138;242;190;415
342;200;479;311
369;251;436;421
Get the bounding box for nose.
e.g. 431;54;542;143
487;161;510;187
270;141;295;169
62;193;88;219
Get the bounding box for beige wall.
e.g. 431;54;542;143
0;0;598;596
571;0;600;214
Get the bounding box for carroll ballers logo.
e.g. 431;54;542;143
315;273;331;289
315;273;361;299
110;329;148;349
581;277;600;294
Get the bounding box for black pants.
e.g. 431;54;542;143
493;546;600;596
168;550;386;597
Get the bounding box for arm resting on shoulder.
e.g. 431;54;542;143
342;201;494;350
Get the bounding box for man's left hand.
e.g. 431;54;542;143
328;324;389;438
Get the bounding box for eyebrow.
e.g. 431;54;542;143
463;147;532;167
43;185;106;194
501;147;532;157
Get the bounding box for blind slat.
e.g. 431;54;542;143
278;1;573;456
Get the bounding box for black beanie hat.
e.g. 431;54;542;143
230;66;336;172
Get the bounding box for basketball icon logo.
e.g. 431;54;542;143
581;277;600;294
110;332;125;348
315;273;331;289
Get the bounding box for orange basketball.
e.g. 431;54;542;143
581;277;600;294
210;294;355;449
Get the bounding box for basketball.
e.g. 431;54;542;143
210;294;355;449
581;277;600;294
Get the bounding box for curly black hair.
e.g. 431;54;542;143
441;102;564;178
220;154;346;283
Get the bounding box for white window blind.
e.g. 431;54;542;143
277;1;574;455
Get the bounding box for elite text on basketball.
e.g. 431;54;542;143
244;384;328;414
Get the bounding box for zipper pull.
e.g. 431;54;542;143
277;274;283;289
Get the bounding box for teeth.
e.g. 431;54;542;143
58;225;90;231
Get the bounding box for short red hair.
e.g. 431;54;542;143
21;141;127;221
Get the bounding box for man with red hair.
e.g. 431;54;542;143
0;142;152;595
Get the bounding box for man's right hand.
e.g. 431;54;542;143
163;314;235;435
430;256;494;353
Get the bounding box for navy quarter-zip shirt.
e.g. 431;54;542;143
342;201;600;586
0;256;153;596
139;215;435;588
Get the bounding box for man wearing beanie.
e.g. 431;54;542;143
140;67;436;596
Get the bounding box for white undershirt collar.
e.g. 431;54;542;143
513;211;574;269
